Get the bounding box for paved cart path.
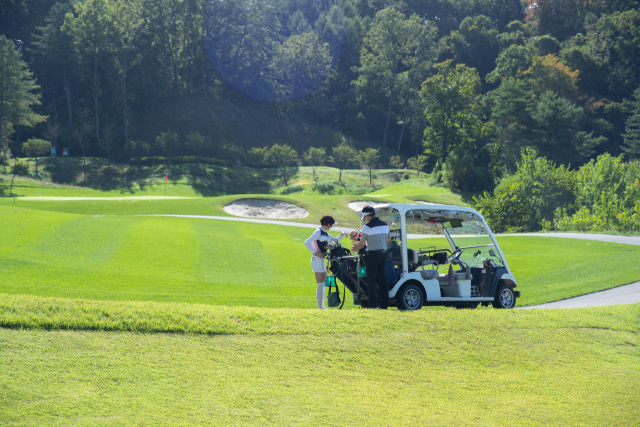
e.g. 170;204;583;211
93;214;640;308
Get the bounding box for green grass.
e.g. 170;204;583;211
2;204;640;308
0;301;638;425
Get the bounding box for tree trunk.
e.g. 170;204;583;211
83;152;86;181
63;66;72;124
283;166;287;186
122;50;129;146
339;168;342;182
35;157;38;177
173;37;180;96
397;120;407;151
369;168;372;186
10;157;16;194
382;73;397;148
94;53;100;142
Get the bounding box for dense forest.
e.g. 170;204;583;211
2;0;640;193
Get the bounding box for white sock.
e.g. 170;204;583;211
316;282;326;309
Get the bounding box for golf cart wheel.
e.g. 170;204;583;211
492;284;516;309
397;284;424;311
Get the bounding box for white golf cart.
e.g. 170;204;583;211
326;203;519;310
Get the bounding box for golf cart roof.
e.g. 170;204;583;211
354;203;485;221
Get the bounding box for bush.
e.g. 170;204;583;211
551;154;640;232
403;173;410;180
474;148;575;233
134;156;228;166
11;162;29;176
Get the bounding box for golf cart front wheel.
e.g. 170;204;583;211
492;284;516;309
397;284;424;311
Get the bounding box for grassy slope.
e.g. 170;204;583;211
0;301;638;426
2;204;640;307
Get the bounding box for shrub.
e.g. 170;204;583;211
474;149;575;233
403;173;410;180
11;162;29;176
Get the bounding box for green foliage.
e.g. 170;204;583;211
268;143;298;185
406;155;427;176
0;35;47;138
126;139;150;170
331;142;357;181
553;154;640;232
474;149;575;232
421;60;489;161
443;147;495;192
11;161;29;176
622;86;640;159
246;147;270;178
358;147;380;186
302;146;327;178
486;44;534;83
449;15;500;80
21;138;51;176
354;7;440;147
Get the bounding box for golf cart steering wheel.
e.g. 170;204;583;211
450;248;463;263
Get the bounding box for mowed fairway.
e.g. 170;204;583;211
3;204;640;307
0;303;639;426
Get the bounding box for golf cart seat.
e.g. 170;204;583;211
419;260;439;280
407;249;419;265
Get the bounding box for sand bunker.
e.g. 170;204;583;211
347;201;389;211
223;198;308;219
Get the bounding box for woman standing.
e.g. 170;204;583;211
303;215;344;309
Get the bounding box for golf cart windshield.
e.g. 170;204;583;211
443;218;504;267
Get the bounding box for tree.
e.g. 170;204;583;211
126;139;151;171
31;2;77;125
185;132;206;157
303;146;327;178
354;8;439;147
43;123;61;162
486;44;535;84
105;0;144;146
269;143;298;185
407;155;428;176
0;35;47;151
247;147;269;178
270;32;332;100
487;78;533;167
98;122;117;174
63;0;109;142
331;142;356;182
421;60;488;162
529;91;604;164
71;112;94;181
389;155;403;176
157;131;180;166
622;87;640;159
22;138;51;177
358;148;380;186
520;54;579;101
448;15;500;82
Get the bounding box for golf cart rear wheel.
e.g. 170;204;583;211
492;284;516;309
397;284;424;311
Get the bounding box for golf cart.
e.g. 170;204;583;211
326;204;519;310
